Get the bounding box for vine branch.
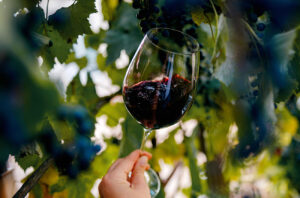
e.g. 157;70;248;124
13;157;54;198
46;0;50;19
161;161;183;187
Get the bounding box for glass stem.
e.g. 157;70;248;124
140;129;152;150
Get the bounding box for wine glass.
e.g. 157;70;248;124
122;27;199;197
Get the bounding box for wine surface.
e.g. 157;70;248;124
123;74;193;129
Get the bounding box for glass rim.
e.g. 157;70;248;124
145;27;200;56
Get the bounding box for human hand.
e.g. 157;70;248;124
98;150;152;198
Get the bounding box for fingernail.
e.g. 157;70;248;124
139;156;148;167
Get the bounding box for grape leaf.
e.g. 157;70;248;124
40;26;72;65
191;7;215;26
16;154;41;170
267;29;298;102
289;29;300;90
48;0;96;40
66;74;99;114
96;102;127;127
66;53;88;69
104;3;143;65
84;31;106;50
152;129;184;166
97;53;127;87
119;115;144;158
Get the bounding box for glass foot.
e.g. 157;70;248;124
144;168;160;198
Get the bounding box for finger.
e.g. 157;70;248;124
131;156;150;189
140;151;152;160
109;150;141;177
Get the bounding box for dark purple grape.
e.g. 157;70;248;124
137;11;145;19
253;90;259;96
73;107;88;123
48;40;53;47
150;22;157;28
162;29;170;37
140;20;148;28
132;0;141;9
92;145;101;153
251;81;258;87
257;23;266;31
152;36;159;44
153;6;160;13
200;51;205;61
142;27;149;33
157;16;164;23
78;120;93;135
257;32;264;39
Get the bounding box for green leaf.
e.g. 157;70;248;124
66;53;88;69
40;26;72;65
48;0;96;40
101;0;119;21
104;3;143;65
66;74;99;114
97;54;127;87
119;115;144;158
30;183;43;198
191;7;215;26
96;102;127;127
268;29;298;102
153;128;184;165
290;28;300;90
84;31;106;50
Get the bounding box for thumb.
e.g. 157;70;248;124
131;156;150;189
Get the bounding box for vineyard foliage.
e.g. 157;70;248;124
1;0;300;197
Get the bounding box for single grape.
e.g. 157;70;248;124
137;11;145;19
150;22;157;28
251;81;258;87
253;90;259;96
157;16;164;23
153;6;160;13
132;0;141;9
73;107;87;123
140;20;148;28
92;145;101;153
152;36;159;44
257;23;266;31
48;40;53;47
162;29;170;37
200;52;205;61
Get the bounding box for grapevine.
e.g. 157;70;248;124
1;0;300;197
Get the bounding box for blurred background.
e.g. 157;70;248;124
1;0;300;197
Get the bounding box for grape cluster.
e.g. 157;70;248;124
132;0;203;38
40;105;101;178
0;50;30;165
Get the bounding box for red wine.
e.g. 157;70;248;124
123;74;193;129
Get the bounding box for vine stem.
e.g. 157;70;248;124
208;0;219;63
46;0;50;19
13;157;54;198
